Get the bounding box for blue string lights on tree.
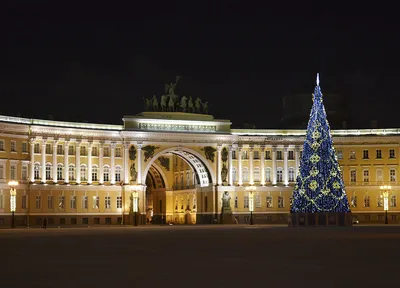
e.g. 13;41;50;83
290;74;351;213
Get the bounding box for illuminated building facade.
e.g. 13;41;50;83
0;112;399;226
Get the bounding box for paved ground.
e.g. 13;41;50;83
1;225;399;288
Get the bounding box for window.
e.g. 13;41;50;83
10;164;16;180
288;151;294;160
242;150;248;159
0;193;3;209
288;168;295;182
253;167;260;182
265;151;271;160
243;196;249;208
391;215;397;221
361;149;369;159
277;151;282;160
117;196;122;209
57;164;63;180
363;196;370;207
82;196;88;209
242;167;249;182
337;150;343;160
104;147;109;157
391;195;397;207
34;164;40;180
47;195;53;209
265;168;271;182
21;142;27;153
80;146;87;156
36;196;41;209
377;169;383;182
363;170;369;183
34;143;40;153
69;165;75;180
278;196;284;208
390;169;396;182
376;150;382;159
277;168;283;182
266;196;273;208
115;166;121;182
0;140;4;151
377;196;383;207
105;196;111;209
80;165;87;181
0;164;4;180
93;196;99;209
22;166;27;181
350;170;356;183
68;145;74;155
255;195;261;208
234;196;238;208
57;144;63;155
46;164;51;180
389;149;396;159
253;151;259;159
70;196;76;209
92;165;98;181
46;143;51;154
92;147;98;156
232;168;237;182
58;196;65;209
232;151;236;159
115;147;121;157
22;195;27;209
103;166;110;182
11;141;16;152
349;150;356;159
82;218;89;225
351;196;357;208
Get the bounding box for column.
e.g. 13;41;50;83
238;146;243;186
75;141;81;184
99;143;104;184
64;141;69;183
123;142;129;185
272;146;277;186
41;140;46;183
87;142;92;184
284;147;289;186
137;143;142;184
295;147;300;177
217;145;222;185
228;145;233;186
30;138;35;182
110;142;116;185
249;145;254;185
260;145;265;186
52;140;58;183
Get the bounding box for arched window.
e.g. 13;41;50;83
69;164;75;180
289;167;295;182
57;164;63;180
103;165;110;182
265;167;271;182
46;163;52;180
253;167;260;182
115;166;122;182
242;167;249;182
80;165;87;181
92;165;98;181
232;167;237;182
277;168;283;182
34;163;40;180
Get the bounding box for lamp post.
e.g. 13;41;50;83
132;191;139;226
9;181;18;229
380;185;391;224
246;185;256;225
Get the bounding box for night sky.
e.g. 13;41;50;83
2;1;399;129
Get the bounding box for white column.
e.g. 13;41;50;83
217;145;222;185
110;142;116;185
295;147;300;177
87;142;92;184
75;141;81;184
52;140;58;183
228;145;233;186
249;145;254;185
41;140;46;183
238;146;243;186
260;145;265;186
284;147;289;186
99;143;104;184
64;141;69;183
30;138;35;182
123;142;129;185
272;146;277;186
137;144;142;184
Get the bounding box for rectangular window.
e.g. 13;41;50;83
46;143;51;154
288;151;294;160
350;196;357;208
82;196;88;209
243;196;249;208
58;196;65;209
0;194;4;209
266;196;273;208
10;164;16;180
390;169;396;182
265;151;271;160
232;151;236;159
93;196;99;209
34;143;40;153
47;195;53;209
81;146;87;156
70;196;76;209
391;195;397;207
363;196;370;207
46;165;51;180
363;150;369;159
255;195;261;208
376;149;382;159
0;164;4;180
92;167;98;181
242;150;248;159
22;195;27;209
117;196;122;209
36;196;41;209
11;141;16;152
234;196;238;208
57;144;63;155
337;150;343;160
115;147;121;157
377;196;383;207
349;150;356;159
377;169;383;182
57;165;63;180
92;147;98;156
389;149;396;159
68;145;74;155
0;140;4;151
22;142;28;152
277;151;282;160
22;166;27;181
278;196;284;208
253;151;259;159
104;147;109;157
363;170;369;183
105;196;111;209
350;170;357;183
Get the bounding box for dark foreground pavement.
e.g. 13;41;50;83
0;225;399;288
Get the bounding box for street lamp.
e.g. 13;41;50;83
132;191;139;226
380;185;391;224
246;185;256;225
9;181;18;229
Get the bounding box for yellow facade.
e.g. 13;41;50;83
0;113;399;227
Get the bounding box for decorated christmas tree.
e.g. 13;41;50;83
291;74;351;216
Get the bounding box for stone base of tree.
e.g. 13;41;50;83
288;212;353;227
